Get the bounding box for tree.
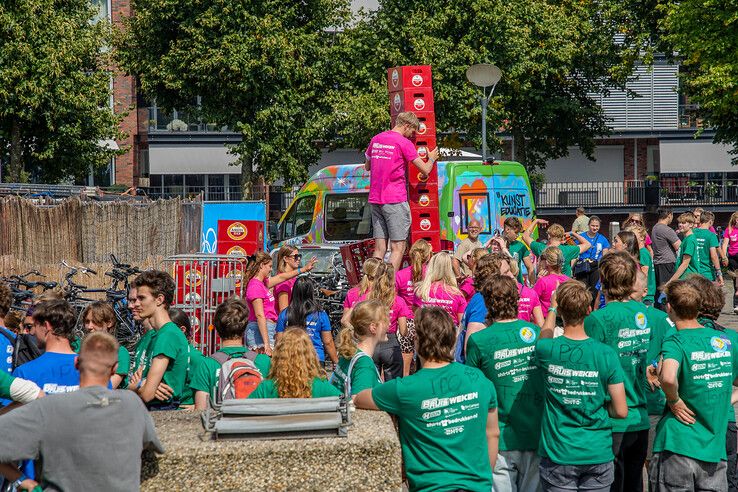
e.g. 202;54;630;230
324;0;653;170
661;0;738;161
117;0;350;190
0;0;122;183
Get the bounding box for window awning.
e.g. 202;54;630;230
659;139;736;173
97;139;119;150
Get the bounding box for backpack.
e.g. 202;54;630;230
0;327;42;370
211;350;263;403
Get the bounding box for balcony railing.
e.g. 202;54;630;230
144;184;298;211
535;179;738;210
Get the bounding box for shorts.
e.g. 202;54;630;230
398;318;416;353
647;414;661;461
649;451;726;491
245;320;277;350
371;202;410;241
494;449;540;492
539;458;614;492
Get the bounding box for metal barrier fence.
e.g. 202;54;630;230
161;254;248;356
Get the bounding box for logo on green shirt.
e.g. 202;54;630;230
711;336;730;352
519;326;536;343
634;312;647;330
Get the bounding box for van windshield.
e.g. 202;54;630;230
324;193;372;241
278;195;316;240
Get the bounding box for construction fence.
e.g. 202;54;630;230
0;196;202;273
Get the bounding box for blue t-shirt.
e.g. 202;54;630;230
578;233;610;261
13;352;80;394
456;293;489;363
0;327;15;374
275;309;332;361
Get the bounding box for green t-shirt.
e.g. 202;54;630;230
249;377;340;399
371;362;497;492
639;248;656;304
530;241;580;276
0;370;15;400
584;299;650;432
116;345;131;387
701;319;738;423
654;327;738;463
676;233;700;279
331;350;381;396
133;329;156;377
190;346;272;402
466;319;543;451
71;337;82;353
643;307;675;415
509;240;531;283
535;337;624;465
149;321;190;404
180;344;206;406
693;228;719;280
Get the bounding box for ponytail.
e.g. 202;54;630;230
245;251;272;283
359;257;384;296
409;239;432;283
337;325;357;359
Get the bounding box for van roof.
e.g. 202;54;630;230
299;161;526;194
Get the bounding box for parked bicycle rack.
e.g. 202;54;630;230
161;254;247;356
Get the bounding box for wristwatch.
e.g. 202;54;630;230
12;475;27;489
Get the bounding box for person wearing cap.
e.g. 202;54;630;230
365;111;439;272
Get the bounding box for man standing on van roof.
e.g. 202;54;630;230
365;112;439;271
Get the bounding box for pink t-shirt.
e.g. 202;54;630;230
274;277;296;306
246;278;277;322
395;264;427;308
533;273;571;313
343;287;368;309
365;130;419;204
645;234;652;247
518;283;542;323
414;282;468;322
459;277;476;301
725;227;738;256
389;296;413;334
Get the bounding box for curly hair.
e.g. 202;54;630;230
481;275;519;322
369;263;396;309
268;327;325;398
132;270;176;308
337;299;388;359
409;239;433;283
684;275;724;321
473;253;510;291
415;307;456;363
599;251;637;301
213;297;249;340
0;282;12;318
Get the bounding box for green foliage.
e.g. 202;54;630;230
117;0;351;188
324;0;652;170
661;0;738;161
0;0;122;183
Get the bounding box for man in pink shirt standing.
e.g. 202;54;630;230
364;112;439;271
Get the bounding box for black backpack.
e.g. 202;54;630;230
0;327;42;370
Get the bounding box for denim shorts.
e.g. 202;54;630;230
245;320;276;350
539;458;614;491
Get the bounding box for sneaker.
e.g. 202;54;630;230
734;307;738;315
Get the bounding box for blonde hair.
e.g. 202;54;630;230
729;211;738;230
268;327;324;398
469;248;489;273
337;300;389;359
359;258;386;296
677;212;696;225
508;257;520;278
416;252;461;301
369;263;396;309
276;245;298;273
409;239;433;283
546;224;565;241
396;111;420;130
541;246;564;273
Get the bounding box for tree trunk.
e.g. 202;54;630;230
9;120;24;183
240;153;253;200
512;127;528;170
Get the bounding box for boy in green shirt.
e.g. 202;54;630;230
131;271;190;409
692;210;723;284
466;274;544;492
356;307;499;492
670;212;701;281
522;219;591;277
584;251;651;492
650;280;738;491
190;298;271;409
536;280;627;491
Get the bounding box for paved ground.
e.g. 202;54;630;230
717;282;738;331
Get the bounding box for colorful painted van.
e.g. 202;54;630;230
273;160;536;249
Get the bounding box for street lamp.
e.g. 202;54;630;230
466;63;502;163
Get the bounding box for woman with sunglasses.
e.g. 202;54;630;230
275;245;302;312
623;213;653;255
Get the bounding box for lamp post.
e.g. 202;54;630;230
466;63;502;163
